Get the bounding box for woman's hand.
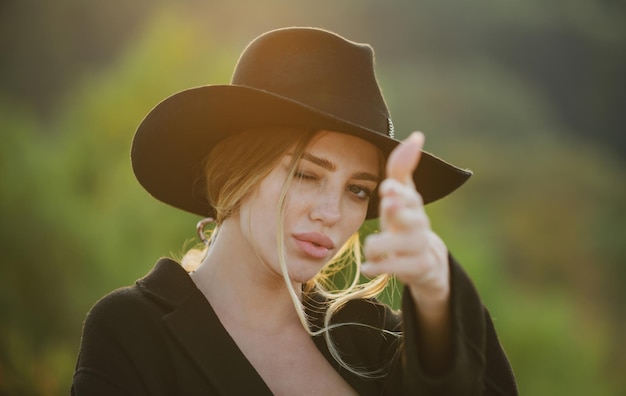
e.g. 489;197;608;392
361;132;452;374
361;132;450;305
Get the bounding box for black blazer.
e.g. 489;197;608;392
72;256;517;395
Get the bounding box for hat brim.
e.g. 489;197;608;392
131;85;472;219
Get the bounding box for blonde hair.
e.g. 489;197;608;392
183;127;400;378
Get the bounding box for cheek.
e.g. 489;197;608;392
250;187;285;245
281;183;312;214
340;202;368;235
239;191;275;240
351;211;368;232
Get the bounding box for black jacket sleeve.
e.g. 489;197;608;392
383;254;518;395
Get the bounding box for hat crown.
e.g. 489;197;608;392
231;28;390;135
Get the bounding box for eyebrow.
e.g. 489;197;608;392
301;152;380;183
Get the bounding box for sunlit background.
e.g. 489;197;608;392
1;1;624;394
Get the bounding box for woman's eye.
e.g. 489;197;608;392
294;170;317;181
348;185;372;200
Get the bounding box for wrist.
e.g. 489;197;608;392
410;285;450;315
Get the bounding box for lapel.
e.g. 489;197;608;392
136;258;273;395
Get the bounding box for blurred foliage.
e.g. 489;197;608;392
1;1;624;395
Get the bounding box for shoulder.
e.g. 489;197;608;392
83;258;192;336
74;260;191;396
85;285;156;326
80;285;163;352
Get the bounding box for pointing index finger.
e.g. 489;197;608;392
386;131;424;185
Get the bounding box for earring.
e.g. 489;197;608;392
196;217;215;246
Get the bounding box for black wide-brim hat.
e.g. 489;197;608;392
132;27;471;219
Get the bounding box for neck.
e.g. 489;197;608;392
190;216;304;333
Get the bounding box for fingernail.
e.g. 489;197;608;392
408;132;424;145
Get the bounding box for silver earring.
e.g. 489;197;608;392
196;217;215;246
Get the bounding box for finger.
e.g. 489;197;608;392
380;201;429;232
364;230;429;259
386;131;424;185
361;254;431;279
379;179;424;209
379;179;425;231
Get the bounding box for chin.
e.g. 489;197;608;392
286;264;325;285
287;271;318;285
279;252;329;285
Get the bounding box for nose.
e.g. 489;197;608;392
310;192;341;226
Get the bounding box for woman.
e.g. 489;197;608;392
72;27;517;395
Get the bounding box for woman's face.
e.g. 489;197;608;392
238;130;381;283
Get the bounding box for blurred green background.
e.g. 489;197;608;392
1;0;624;394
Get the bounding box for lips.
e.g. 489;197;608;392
293;232;335;259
